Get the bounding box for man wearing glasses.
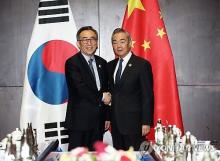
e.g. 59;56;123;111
65;26;111;151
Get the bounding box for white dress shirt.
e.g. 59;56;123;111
114;52;132;83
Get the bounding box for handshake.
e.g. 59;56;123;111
102;92;112;105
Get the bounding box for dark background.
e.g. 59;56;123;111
0;0;219;146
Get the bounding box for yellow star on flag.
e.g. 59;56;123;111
156;28;166;39
127;0;145;18
141;40;151;51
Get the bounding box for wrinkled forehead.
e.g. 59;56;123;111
112;32;129;41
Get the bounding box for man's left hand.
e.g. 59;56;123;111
142;125;150;136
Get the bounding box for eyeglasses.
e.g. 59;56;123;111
78;38;97;44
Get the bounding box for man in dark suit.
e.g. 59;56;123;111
108;28;154;150
65;26;111;151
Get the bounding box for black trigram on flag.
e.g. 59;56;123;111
38;0;69;24
44;121;69;144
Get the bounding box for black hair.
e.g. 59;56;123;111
76;26;98;40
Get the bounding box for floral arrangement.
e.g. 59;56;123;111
60;141;143;161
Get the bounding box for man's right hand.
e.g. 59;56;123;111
103;92;111;105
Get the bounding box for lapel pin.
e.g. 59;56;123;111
99;65;102;68
128;63;132;67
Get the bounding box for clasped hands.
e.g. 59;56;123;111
102;92;111;105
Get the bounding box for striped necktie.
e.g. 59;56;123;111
88;58;95;79
115;58;123;84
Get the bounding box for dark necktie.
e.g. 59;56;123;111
115;58;123;84
88;58;95;79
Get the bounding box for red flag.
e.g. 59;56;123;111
122;0;184;140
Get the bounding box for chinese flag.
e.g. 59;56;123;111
122;0;184;140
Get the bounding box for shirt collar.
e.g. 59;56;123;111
81;52;95;62
119;51;132;63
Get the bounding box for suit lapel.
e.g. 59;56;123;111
111;58;118;86
119;54;135;85
94;56;103;88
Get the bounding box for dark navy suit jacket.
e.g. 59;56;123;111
65;52;109;132
108;54;154;135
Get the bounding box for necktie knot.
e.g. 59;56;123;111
88;58;93;64
119;58;123;63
